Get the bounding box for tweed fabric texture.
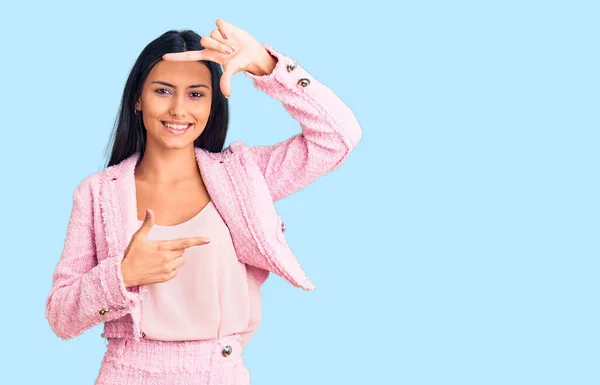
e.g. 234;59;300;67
46;43;362;344
94;333;249;385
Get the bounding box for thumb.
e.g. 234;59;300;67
137;208;155;236
220;66;235;98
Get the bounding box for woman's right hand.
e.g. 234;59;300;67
120;209;211;287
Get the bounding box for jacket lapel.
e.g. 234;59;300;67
100;152;140;265
195;144;316;291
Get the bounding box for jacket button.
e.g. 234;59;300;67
222;345;232;357
281;221;286;232
117;305;127;310
141;332;146;338
99;308;111;315
287;61;297;72
297;78;310;87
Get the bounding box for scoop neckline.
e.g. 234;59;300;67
137;200;213;228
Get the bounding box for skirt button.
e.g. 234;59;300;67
222;345;232;357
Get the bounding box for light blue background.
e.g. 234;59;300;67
1;0;598;384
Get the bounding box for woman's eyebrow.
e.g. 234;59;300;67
151;81;209;89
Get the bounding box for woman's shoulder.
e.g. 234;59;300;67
76;154;131;192
72;169;105;201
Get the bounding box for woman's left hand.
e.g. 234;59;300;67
162;19;276;98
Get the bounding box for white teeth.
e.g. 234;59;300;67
163;122;191;130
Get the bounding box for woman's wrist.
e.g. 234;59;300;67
120;260;135;288
246;48;277;77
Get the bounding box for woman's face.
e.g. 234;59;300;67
135;60;213;150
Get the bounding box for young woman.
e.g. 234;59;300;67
46;19;362;385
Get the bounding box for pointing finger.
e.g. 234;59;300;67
161;237;211;251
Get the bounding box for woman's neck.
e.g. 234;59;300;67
135;146;201;184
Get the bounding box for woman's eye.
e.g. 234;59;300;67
154;89;203;98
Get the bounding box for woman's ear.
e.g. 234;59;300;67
135;99;141;111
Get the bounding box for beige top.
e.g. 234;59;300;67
136;200;261;349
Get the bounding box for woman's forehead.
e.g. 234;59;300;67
146;60;211;85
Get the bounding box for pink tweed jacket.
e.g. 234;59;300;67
45;44;362;342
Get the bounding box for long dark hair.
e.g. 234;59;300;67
104;30;229;168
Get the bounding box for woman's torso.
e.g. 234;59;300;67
132;173;261;347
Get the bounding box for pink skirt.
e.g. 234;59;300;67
94;333;250;385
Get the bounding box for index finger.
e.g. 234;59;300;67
160;237;211;250
162;50;209;61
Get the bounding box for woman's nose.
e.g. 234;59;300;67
169;96;187;117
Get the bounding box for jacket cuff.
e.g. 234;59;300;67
243;44;311;95
98;254;141;312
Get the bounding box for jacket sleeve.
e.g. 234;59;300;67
45;179;141;340
243;44;362;202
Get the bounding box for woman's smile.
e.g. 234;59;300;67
161;120;193;135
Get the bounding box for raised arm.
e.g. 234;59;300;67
243;44;362;202
45;179;140;340
161;20;362;202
